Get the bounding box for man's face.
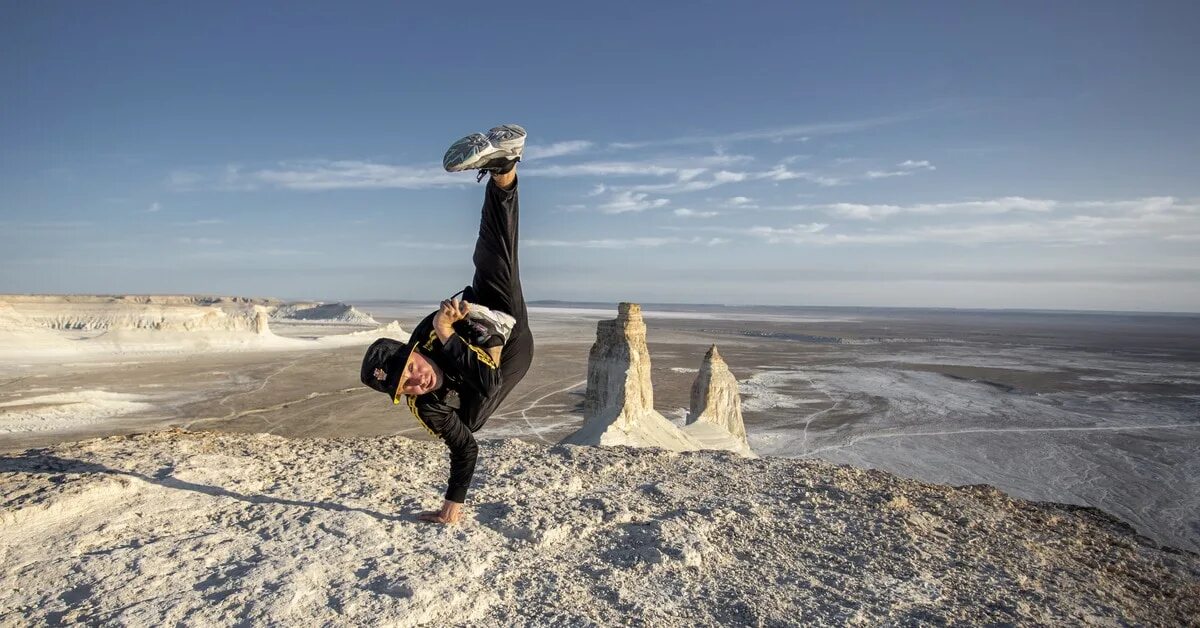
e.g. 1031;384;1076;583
398;351;442;396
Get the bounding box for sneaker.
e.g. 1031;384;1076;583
443;124;526;180
485;124;526;156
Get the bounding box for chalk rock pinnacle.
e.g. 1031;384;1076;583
562;303;701;451
584;303;654;416
682;345;754;457
254;307;270;335
687;346;747;441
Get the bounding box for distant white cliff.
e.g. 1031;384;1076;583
0;294;273;334
0;294;398;361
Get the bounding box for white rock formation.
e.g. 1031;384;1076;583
0;294;409;364
561;303;702;451
682;345;755;457
0;294;276;333
270;302;379;325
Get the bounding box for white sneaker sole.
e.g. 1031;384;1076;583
443;125;526;172
486;124;526;153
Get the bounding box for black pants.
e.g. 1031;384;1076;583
464;177;534;426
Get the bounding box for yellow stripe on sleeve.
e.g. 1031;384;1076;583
406;395;437;436
462;339;498;369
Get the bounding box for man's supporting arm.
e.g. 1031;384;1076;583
417;408;478;524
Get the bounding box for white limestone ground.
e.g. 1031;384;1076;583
0;391;157;435
741;361;1200;553
1;430;1196;626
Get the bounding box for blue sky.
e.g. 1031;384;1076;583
3;1;1198;311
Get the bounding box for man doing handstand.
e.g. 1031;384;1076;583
360;124;533;524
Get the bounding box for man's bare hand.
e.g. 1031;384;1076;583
417;499;463;524
433;298;470;340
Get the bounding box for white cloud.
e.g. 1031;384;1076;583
826;203;903;220
748;223;830;242
864;159;936;180
254;161;462;190
761;165;802;182
527;235;731;249
524;153;750;180
382;241;471;249
751;158;936;186
742;197;1200;245
173;151;754;194
759;165;844;187
1074;196;1187;214
147;202;161;213
864;170;912;179
526;161;682;178
595;190;670;214
606;113;916;150
623;170;749;194
825;197;1060;221
560;164;751;198
769;135;811;144
674;208;719;218
176;237;223;246
169;161;465;191
526;237;683;249
524;140;594;160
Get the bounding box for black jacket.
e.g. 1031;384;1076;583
399;311;503;503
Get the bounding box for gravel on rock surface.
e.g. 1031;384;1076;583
1;430;1196;626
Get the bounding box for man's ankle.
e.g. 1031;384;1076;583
492;169;517;190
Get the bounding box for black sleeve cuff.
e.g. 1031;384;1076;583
445;486;468;504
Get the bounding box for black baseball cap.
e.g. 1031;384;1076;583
360;337;416;405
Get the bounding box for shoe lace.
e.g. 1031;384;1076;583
475;156;519;182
